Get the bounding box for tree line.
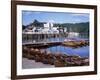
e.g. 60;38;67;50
23;19;89;34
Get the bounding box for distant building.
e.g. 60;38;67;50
22;21;79;38
42;22;59;33
23;22;59;34
68;32;79;38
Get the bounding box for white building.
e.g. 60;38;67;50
68;32;79;38
42;22;59;33
23;22;59;34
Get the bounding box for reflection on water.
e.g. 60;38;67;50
46;37;89;58
23;33;89;58
47;45;89;58
22;33;89;43
47;37;89;42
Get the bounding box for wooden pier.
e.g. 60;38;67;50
23;39;89;49
23;41;62;48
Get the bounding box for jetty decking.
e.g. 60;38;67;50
23;39;89;49
23;41;62;48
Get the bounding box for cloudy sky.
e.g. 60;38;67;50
22;11;89;26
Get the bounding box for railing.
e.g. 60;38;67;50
22;32;89;45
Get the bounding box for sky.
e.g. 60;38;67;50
22;11;89;26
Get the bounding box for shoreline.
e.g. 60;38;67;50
22;58;55;69
22;46;89;68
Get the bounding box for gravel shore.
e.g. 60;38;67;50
22;58;55;69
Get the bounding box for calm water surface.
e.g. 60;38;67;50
46;37;89;58
47;45;89;57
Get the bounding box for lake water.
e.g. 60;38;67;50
46;37;89;58
47;45;89;58
23;33;89;58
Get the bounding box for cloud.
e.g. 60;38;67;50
48;20;55;23
71;13;89;17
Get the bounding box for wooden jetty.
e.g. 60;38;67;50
23;39;89;49
23;41;62;48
